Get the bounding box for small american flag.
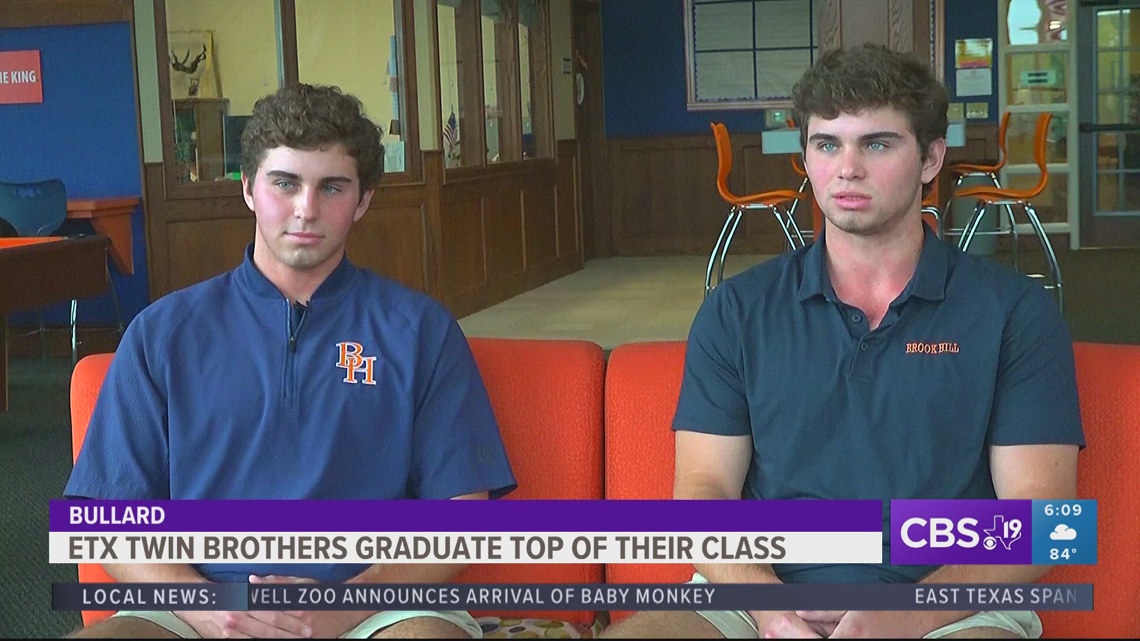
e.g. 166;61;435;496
442;109;460;152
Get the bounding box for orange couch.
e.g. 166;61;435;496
69;339;1140;637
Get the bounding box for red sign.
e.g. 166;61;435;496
0;50;44;104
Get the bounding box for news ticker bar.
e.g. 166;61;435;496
51;582;1094;612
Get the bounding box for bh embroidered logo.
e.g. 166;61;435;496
336;342;377;385
905;341;960;355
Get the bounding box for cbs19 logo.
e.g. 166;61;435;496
900;516;1023;550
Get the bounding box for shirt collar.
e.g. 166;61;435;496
235;243;358;302
797;224;949;304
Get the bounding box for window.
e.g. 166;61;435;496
436;0;552;168
157;0;419;197
295;0;408;173
164;0;281;185
684;0;823;110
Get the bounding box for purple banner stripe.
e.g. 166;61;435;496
51;499;882;533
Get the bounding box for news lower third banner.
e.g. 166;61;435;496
50;500;883;564
50;499;1097;566
52;582;1094;612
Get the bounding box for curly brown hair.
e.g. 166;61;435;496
241;83;384;199
791;44;948;161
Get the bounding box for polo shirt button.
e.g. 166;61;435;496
860;343;868;352
851;313;862;323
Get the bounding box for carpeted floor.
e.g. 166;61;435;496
0;357;82;638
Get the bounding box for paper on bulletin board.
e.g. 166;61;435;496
955;38;993;69
956;68;993;97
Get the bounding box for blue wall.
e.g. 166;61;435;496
0;22;148;326
601;0;1002;138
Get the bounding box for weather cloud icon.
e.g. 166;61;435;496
1049;524;1077;541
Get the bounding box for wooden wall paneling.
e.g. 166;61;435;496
818;0;841;52
610;136;716;255
573;0;610;258
435;150;581;317
839;0;891;48
483;187;526;279
610;135;786;256
0;0;131;28
556;140;581;258
164;218;255;291
143;163;169;300
346;203;428;293
421;150;444;300
823;0;934;67
437;188;487;300
455;1;486;168
913;0;932;70
530;2;554;160
888;0;913;53
523;180;558;269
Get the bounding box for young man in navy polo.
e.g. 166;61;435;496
604;44;1083;639
66;84;516;639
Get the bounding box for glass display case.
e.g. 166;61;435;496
173;97;229;183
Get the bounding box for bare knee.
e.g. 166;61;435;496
601;610;724;639
370;615;474;638
66;616;180;639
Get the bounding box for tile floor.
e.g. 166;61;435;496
458;255;770;350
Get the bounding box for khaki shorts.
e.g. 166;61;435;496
112;609;483;638
687;574;1042;639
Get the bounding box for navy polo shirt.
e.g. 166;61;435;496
674;226;1084;584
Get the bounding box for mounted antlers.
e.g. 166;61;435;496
171;45;208;74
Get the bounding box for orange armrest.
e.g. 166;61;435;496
732;190;804;207
949;162;1002;174
953;185;1034;201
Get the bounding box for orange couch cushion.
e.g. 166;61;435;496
1038;342;1140;638
602;341;693;622
455;338;606;624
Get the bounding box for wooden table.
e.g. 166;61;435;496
66;197;140;275
0;236;110;411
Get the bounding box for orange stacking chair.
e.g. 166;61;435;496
954;113;1062;311
943;111;1012;243
707;122;804;297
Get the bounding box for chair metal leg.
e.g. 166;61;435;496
705;208;739;297
958;201;989;252
921;206;942;239
781;206;806;249
70;298;78;365
107;267;125;334
1022;202;1064;313
716;208;746;288
1004;203;1020;271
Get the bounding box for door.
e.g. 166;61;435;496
1078;0;1140;247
